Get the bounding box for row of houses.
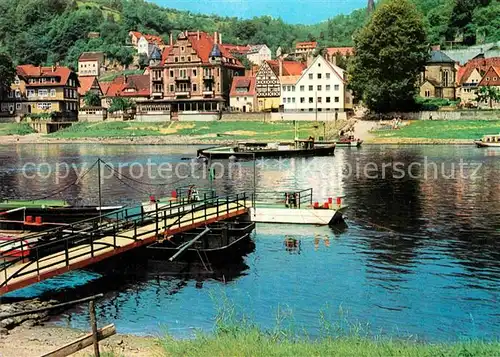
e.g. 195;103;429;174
419;48;500;107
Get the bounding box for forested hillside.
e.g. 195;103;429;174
0;0;498;68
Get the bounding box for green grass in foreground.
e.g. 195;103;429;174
160;330;500;357
49;121;332;141
373;120;500;140
0;123;35;136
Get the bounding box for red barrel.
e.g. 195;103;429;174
171;190;177;198
313;202;319;208
336;197;342;205
25;216;33;223
328;197;333;204
323;202;329;209
35;216;42;224
149;195;156;202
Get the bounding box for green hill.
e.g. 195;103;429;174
0;0;498;69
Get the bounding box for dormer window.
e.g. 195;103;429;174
50;78;56;83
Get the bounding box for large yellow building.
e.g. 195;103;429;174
1;65;79;119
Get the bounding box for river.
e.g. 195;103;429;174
0;143;499;342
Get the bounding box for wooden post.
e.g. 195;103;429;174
89;300;100;357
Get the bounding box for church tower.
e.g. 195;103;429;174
367;0;375;14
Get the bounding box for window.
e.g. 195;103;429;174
288;86;292;91
38;89;48;97
237;97;240;102
181;46;185;52
318;63;321;67
486;77;490;81
334;84;339;91
317;73;322;79
50;89;56;97
335;97;339;103
170;70;174;77
326;97;331;103
317;97;322;103
300;97;305;103
51;78;56;83
292;86;295;92
317;85;322;91
326;85;331;91
188;56;191;62
14;78;20;85
283;85;287;91
37;102;52;110
193;69;197;76
193;83;197;92
244;97;247;101
300;85;305;91
308;73;313;79
170;84;174;92
15;90;21;98
181;57;185;62
425;90;430;97
494;77;498;81
283;97;286;104
309;97;314;103
16;103;21;110
326;73;330;79
41;78;47;83
175;57;178;62
309;85;313;91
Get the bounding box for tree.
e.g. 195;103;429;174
83;91;102;107
108;97;135;113
348;0;428;113
138;53;149;69
476;86;500;109
0;53;15;99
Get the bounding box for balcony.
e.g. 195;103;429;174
175;76;191;82
152;91;164;99
152;77;163;82
175;91;191;98
202;90;214;97
203;75;214;81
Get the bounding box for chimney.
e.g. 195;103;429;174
214;31;218;44
219;33;222;45
279;59;283;77
197;30;200;40
169;33;173;46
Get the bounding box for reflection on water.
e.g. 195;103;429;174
1;143;500;341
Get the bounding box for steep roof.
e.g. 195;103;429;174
326;47;354;57
266;60;306;77
428;50;456;64
104;75;150;97
247;44;268;54
78;76;102;96
17;65;74;87
143;34;164;46
222;44;251;55
459;57;500;84
280;75;301;85
78;52;105;62
479;66;500;86
129;31;142;39
230;76;256;96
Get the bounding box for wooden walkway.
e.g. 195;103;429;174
0;198;249;295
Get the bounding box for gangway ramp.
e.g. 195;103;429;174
0;194;249;295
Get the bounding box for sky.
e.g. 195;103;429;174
153;0;368;25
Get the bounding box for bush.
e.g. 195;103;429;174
415;97;460;111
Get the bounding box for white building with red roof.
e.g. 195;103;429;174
229;76;257;112
280;55;352;113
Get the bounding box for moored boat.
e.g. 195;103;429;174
197;139;335;159
474;133;500;147
316;138;363;148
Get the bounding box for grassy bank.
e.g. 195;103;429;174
372;120;500;143
159;330;500;357
49;121;342;141
0;123;35;136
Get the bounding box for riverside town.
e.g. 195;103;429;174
0;0;500;356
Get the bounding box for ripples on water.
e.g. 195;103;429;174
0;143;499;341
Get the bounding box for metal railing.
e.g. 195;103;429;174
0;193;249;290
251;188;313;209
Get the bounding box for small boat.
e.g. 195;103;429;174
474;134;500;147
197;139;335;159
250;190;347;226
0;199;123;225
147;220;256;264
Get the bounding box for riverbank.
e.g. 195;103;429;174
2;324;499;357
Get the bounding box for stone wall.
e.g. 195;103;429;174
135;112;170;122
221;111;348;122
178;113;219;121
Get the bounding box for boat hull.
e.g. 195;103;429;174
474;140;500;148
0;206;123;224
249;207;345;225
197;145;335;159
